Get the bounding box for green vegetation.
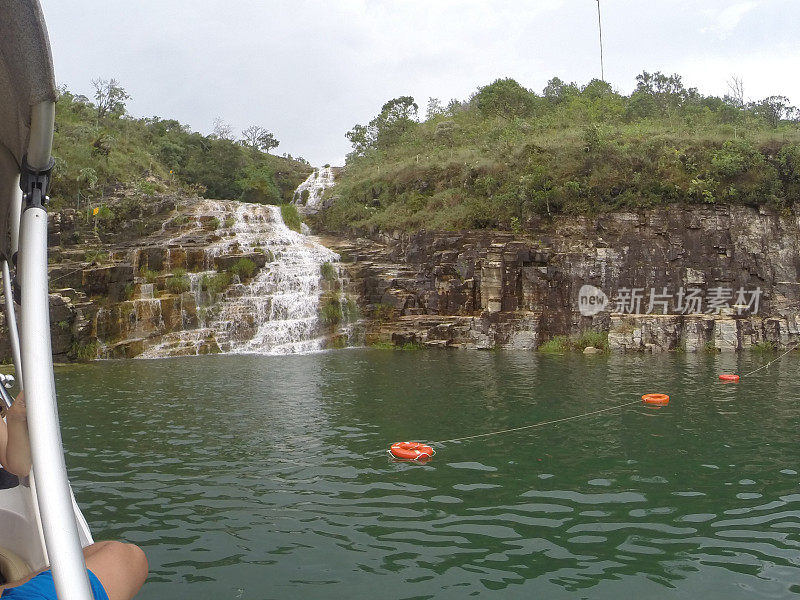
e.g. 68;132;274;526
84;249;108;263
166;273;191;294
51;83;312;208
572;330;610;351
538;331;609;353
322;73;800;233
370;341;425;350
281;204;302;233
138;266;158;284
538;335;571;353
223;216;236;228
320;261;337;281
229;258;257;280
328;334;348;349
319;291;343;327
751;340;778;352
201;272;232;295
72;340;99;362
372;303;396;322
319;292;359;328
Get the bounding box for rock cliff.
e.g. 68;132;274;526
324;203;800;351
1;198;798;361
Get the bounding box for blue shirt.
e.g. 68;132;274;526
1;569;108;600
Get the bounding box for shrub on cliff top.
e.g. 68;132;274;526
326;71;800;234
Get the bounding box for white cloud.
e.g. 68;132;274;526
702;1;759;37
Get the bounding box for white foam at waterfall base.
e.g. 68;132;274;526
292;167;335;214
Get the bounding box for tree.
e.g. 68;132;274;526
237;164;282;204
346;96;419;155
212;117;234;141
445;98;464;115
543;77;579;103
425;97;444;120
377;96;418;123
473;78;537;118
241;125;279;152
725;75;745;109
373;96;418;149
750;96;796;128
345;123;373;156
91;78;130;118
582;78;614;99
626;71;686;118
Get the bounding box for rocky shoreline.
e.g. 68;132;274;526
1;195;798;361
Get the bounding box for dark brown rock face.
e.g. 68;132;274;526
326;204;800;351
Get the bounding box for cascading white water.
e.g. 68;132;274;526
292;167;335;214
212;203;339;354
139;199;342;357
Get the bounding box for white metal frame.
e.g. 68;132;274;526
12;101;94;600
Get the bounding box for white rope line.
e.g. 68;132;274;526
431;399;642;446
48;265;87;285
741;341;800;377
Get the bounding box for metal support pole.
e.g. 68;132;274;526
19;206;92;600
2;259;23;387
596;0;605;82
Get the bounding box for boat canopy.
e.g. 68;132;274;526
0;0;57;260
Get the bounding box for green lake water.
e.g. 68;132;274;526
55;350;800;599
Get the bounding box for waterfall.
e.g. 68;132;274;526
292;167;335;214
137;198;346;358
210;204;339;354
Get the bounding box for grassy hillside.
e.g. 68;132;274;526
51;86;312;209
321;73;800;233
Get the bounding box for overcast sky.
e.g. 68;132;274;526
39;0;799;167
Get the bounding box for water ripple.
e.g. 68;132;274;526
56;352;800;599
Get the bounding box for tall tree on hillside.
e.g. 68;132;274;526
627;71;687;119
241;126;280;152
725;76;745;109
750;96;797;128
91;78;130;118
473;78;537;118
425;97;444;120
543;77;579;103
346;96;419;156
212;117;235;141
373;96;418;148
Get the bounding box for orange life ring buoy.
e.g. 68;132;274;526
719;374;740;382
389;441;435;461
641;393;670;406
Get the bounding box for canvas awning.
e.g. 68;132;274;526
0;0;56;259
